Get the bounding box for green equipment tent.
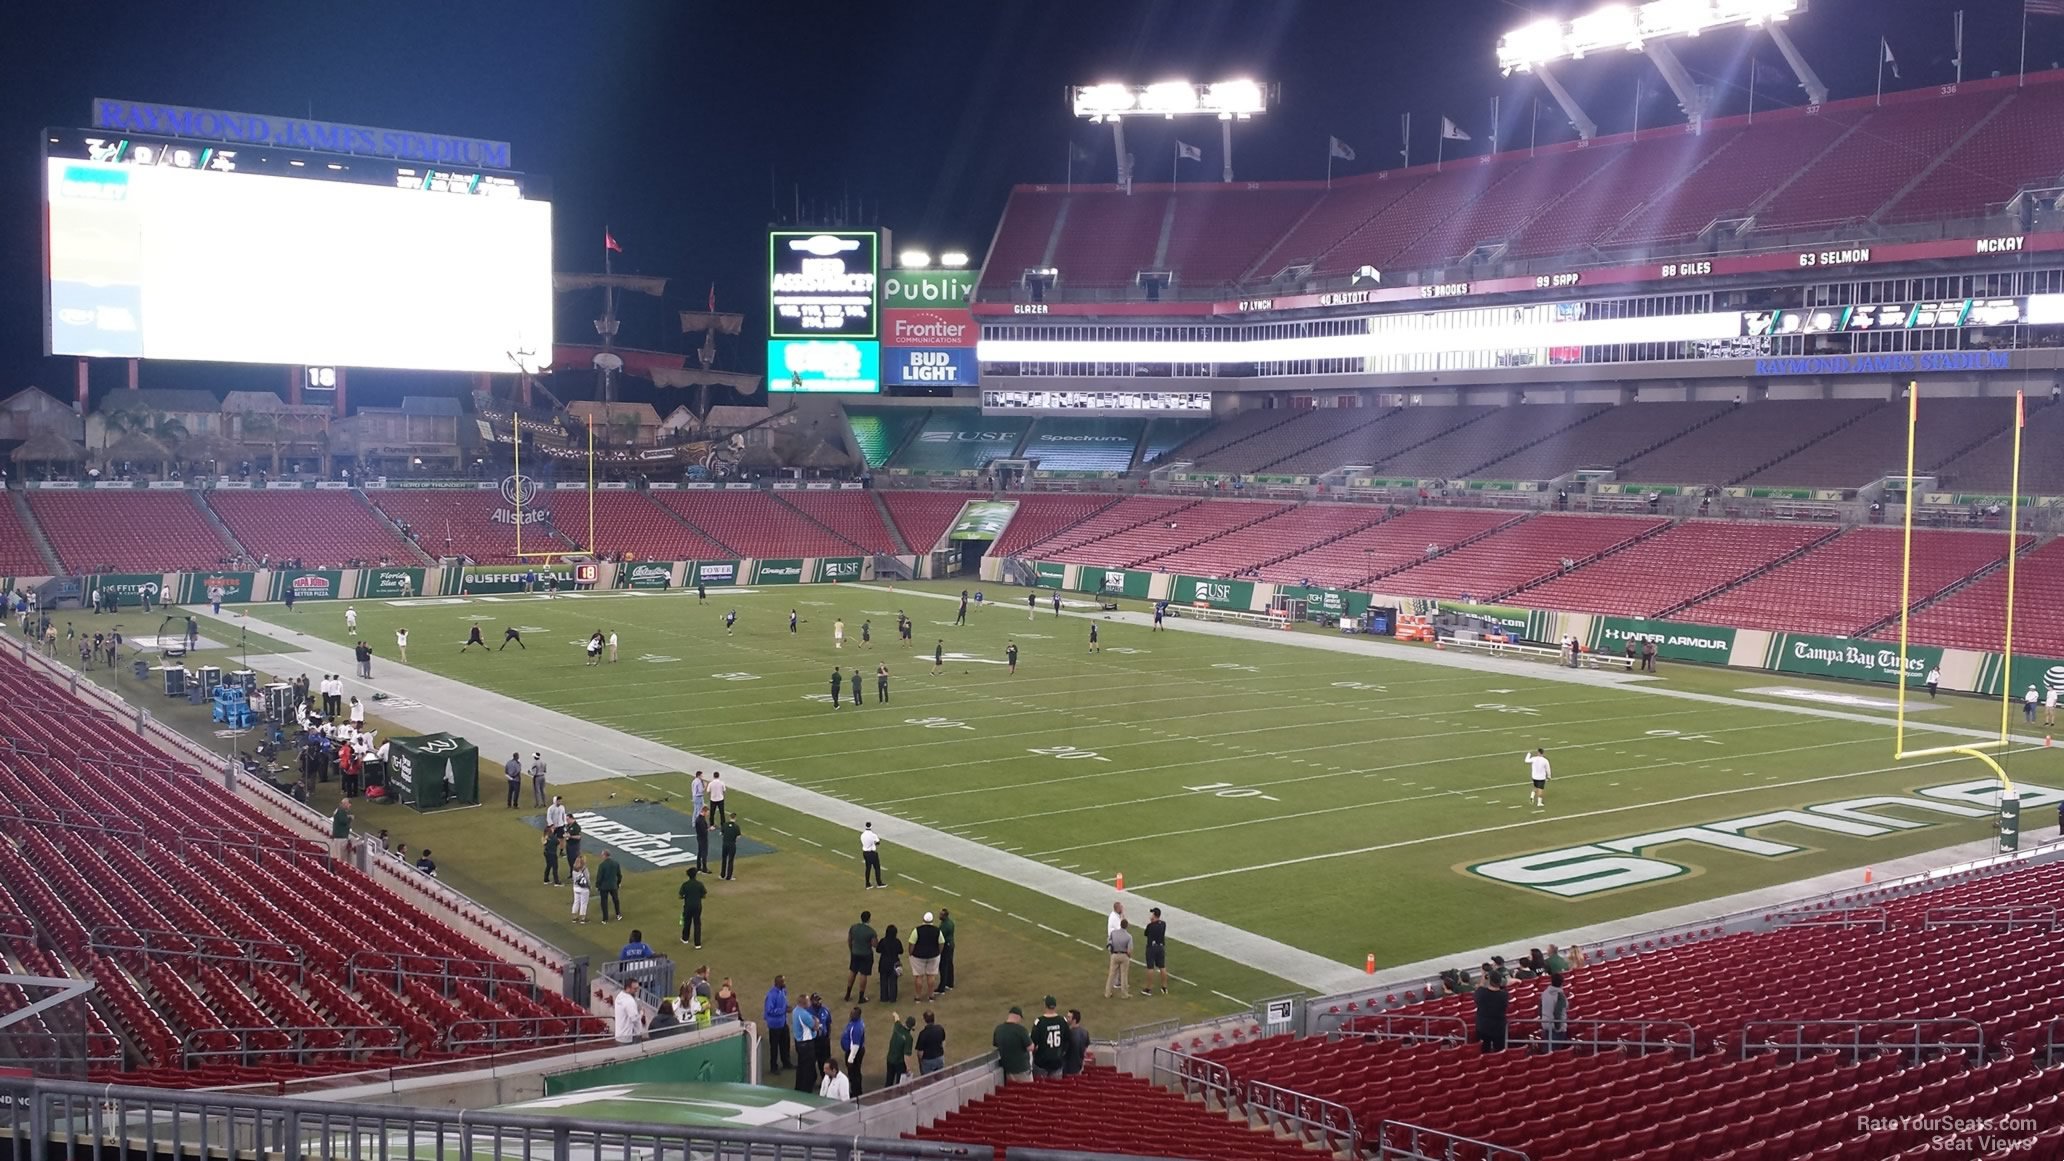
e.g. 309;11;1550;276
386;732;480;810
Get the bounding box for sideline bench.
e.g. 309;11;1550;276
1438;637;1636;671
1171;606;1291;630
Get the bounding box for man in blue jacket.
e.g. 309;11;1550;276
764;975;793;1074
787;993;819;1092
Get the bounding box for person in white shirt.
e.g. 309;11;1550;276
1527;748;1552;808
2047;686;2060;729
395;628;409;662
817;1059;850;1101
570;855;592;923
611;979;644;1044
834;619;845;650
608;631;619;663
1925;666;1941;699
860;822;884;888
707;773;728;827
545;795;569;831
349;697;365;729
2027;686;2042;724
345;606;358;633
1107;901;1125;936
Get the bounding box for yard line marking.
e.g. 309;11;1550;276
931;886;962;897
1007;912;1034;924
1038;923;1072;938
970;898;1002;912
1212;990;1247;1006
897;873;924;883
1128;750;2014;891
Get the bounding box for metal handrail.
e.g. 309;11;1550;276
178;1025;403;1067
1772;906;1890;930
444;1014;604;1052
1334;1013;1471;1044
1246;1078;1358;1156
1150;1046;1237;1107
89;925;304;981
2045;1018;2064;1067
1739;1018;1983;1064
1504;1017;1699;1055
1375;1119;1530;1160
1923;905;2061;930
345;947;539;998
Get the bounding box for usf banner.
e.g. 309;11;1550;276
1077;566;1149;599
357;568;425;599
946;500;1018;541
89;573;168;609
1973;652;2064;698
815;557;863;583
618;561;675;589
273;569;343;602
1279;585;1371;619
1033;561;1066;589
1172;575;1256;611
752;559;804;585
178;571;255;605
693;561;740;587
387;732;480;811
462;565;577;594
1766;633;1943;686
1589;616;1735;665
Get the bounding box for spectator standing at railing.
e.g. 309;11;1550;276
1031;997;1068;1080
840;1007;867;1096
764;975;794;1073
329;798;352;861
789;1001;820;1093
1539;972;1568;1052
611;979;644;1044
885;1013;915;1087
916;1009;946;1075
1474;966;1508;1053
1063;1010;1089;1076
938;909;955;993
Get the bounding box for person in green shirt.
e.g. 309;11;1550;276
719;815;742;880
594;850;623;923
992;1007;1033;1082
1030;996;1069;1079
938;909;956;993
329;798;352;862
844;910;877;1004
563;817;584;866
1543;944;1570;975
885;1012;915;1088
678;868;707;948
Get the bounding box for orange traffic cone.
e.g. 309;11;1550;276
1365;954;1376;974
1864;866;1874;884
1115;872;1125;891
2047;736;2054;748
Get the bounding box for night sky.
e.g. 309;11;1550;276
2;0;2054;409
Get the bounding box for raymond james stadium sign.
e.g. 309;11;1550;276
92;98;511;167
1471;779;2062;898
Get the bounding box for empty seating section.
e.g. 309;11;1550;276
0;649;601;1085
1047;193;1172;288
1742;397;2019;487
989;494;1122;557
914;1068;1321;1161
1190;861;2064;1161
889;414;1031;474
1608;112;1854;245
207;491;419;566
1884;84;2064;222
1016;496;1199;561
1515;521;1836;616
1258;508;1519;587
1268;407;1492;476
0;501;49;575
1931;400;2064;494
975;191;1064;297
1756;95;2006;230
1162;409;1306;465
1506;134;1733;257
1680;527;2015;634
1889;537;2064;656
1022;418;1145;473
1388;148;1624;270
655;491;858;558
365;490;563;564
1140;502;1387;576
530;491;728;561
1377;403;1609;478
1053;500;1292;569
1614;399;1883;486
1380;514;1667;600
879;491;985;553
1471;401;1732;481
1315;161;1533;274
843;407;929;468
778;491;898;554
28;491;233;572
1138;417;1212;466
1189;408;1393;474
1162;187;1323;285
1253;175;1429;273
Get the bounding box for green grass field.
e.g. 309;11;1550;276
211;580;2062;1036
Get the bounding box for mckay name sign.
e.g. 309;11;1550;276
92;98;511;167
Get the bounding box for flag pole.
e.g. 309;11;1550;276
1955;9;1965;84
1490;95;1500;155
1877;38;1886;106
2021;10;2030;86
1531;99;1539;156
1326;145;1333;189
1401;113;1410;168
1749;61;1757;124
587;413;596;556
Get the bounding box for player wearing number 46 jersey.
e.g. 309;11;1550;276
1030;997;1069;1079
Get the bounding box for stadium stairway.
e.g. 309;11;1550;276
1723;401;1889;486
1487;516;1675;601
1851;534;2040;643
192;493;255;560
1364;511;1529;583
1647;524;1848;617
770;491;887;554
867;491;912;553
1156;409;1307;468
1119;500;1298;569
1016;496;1206;562
8;490;62;575
354;489;437;564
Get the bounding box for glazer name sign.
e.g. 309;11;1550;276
92;98;512;167
769;231;879;339
1471;780;2061;899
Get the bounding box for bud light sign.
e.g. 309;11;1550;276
885;346;978;387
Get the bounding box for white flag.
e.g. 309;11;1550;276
1882;38;1900;78
1328;136;1357;161
1175;140;1202;162
1440;117;1472;142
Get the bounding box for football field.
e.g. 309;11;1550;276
242;580;2062;981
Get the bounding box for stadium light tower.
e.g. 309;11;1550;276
1498;0;1822;138
1070;80;1273;188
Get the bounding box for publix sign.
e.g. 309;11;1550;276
1472;779;2061;898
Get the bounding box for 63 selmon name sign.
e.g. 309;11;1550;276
1470;779;2059;899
